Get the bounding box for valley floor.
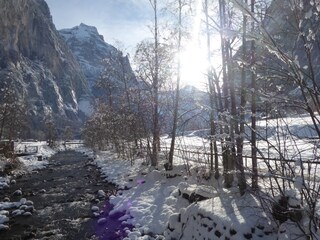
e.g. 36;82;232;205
0;128;319;239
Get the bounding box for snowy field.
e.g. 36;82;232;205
161;114;320;179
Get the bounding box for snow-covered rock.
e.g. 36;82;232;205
60;23;137;103
12;209;25;217
25;200;34;206
0;215;9;224
13;190;22;196
164;193;277;240
39;189;46;194
93;212;100;218
97;217;107;225
91;206;99;212
97;190;106;199
22;212;32;217
0;224;9;231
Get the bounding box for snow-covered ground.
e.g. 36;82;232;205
87;148;280;239
86;114;320;239
14;141;56;172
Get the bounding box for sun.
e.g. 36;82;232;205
179;42;209;90
176;0;221;90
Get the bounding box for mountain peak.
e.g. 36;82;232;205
59;24;132;91
79;23;101;36
181;85;203;93
60;23;104;42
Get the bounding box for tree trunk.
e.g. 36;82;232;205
236;0;248;195
205;0;219;179
151;0;160;167
168;0;183;170
219;0;234;188
251;0;258;190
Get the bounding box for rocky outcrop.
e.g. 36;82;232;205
0;0;88;137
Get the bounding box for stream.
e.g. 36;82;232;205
0;150;131;240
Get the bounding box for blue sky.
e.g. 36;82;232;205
46;0;153;51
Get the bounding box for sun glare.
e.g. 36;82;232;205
180;43;209;90
178;0;208;90
178;0;221;91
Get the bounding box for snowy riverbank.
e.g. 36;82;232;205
0;141;57;231
88;149;281;239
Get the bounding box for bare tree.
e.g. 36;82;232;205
46;120;56;147
250;0;258;190
232;0;320;236
134;39;174;166
204;0;220;179
168;0;189;170
149;0;161;167
63;126;73;142
218;0;235;188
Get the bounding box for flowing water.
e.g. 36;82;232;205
0;150;131;240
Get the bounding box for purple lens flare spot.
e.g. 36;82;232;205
136;179;145;185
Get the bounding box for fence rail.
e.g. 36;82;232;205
159;146;320;165
15;145;38;156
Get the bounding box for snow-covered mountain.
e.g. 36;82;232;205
0;0;88;137
59;23;137;97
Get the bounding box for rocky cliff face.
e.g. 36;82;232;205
0;0;88;137
260;0;320;94
59;23;136;97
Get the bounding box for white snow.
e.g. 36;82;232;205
86;114;320;239
90;148;280;239
60;23;100;43
14;141;56;172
